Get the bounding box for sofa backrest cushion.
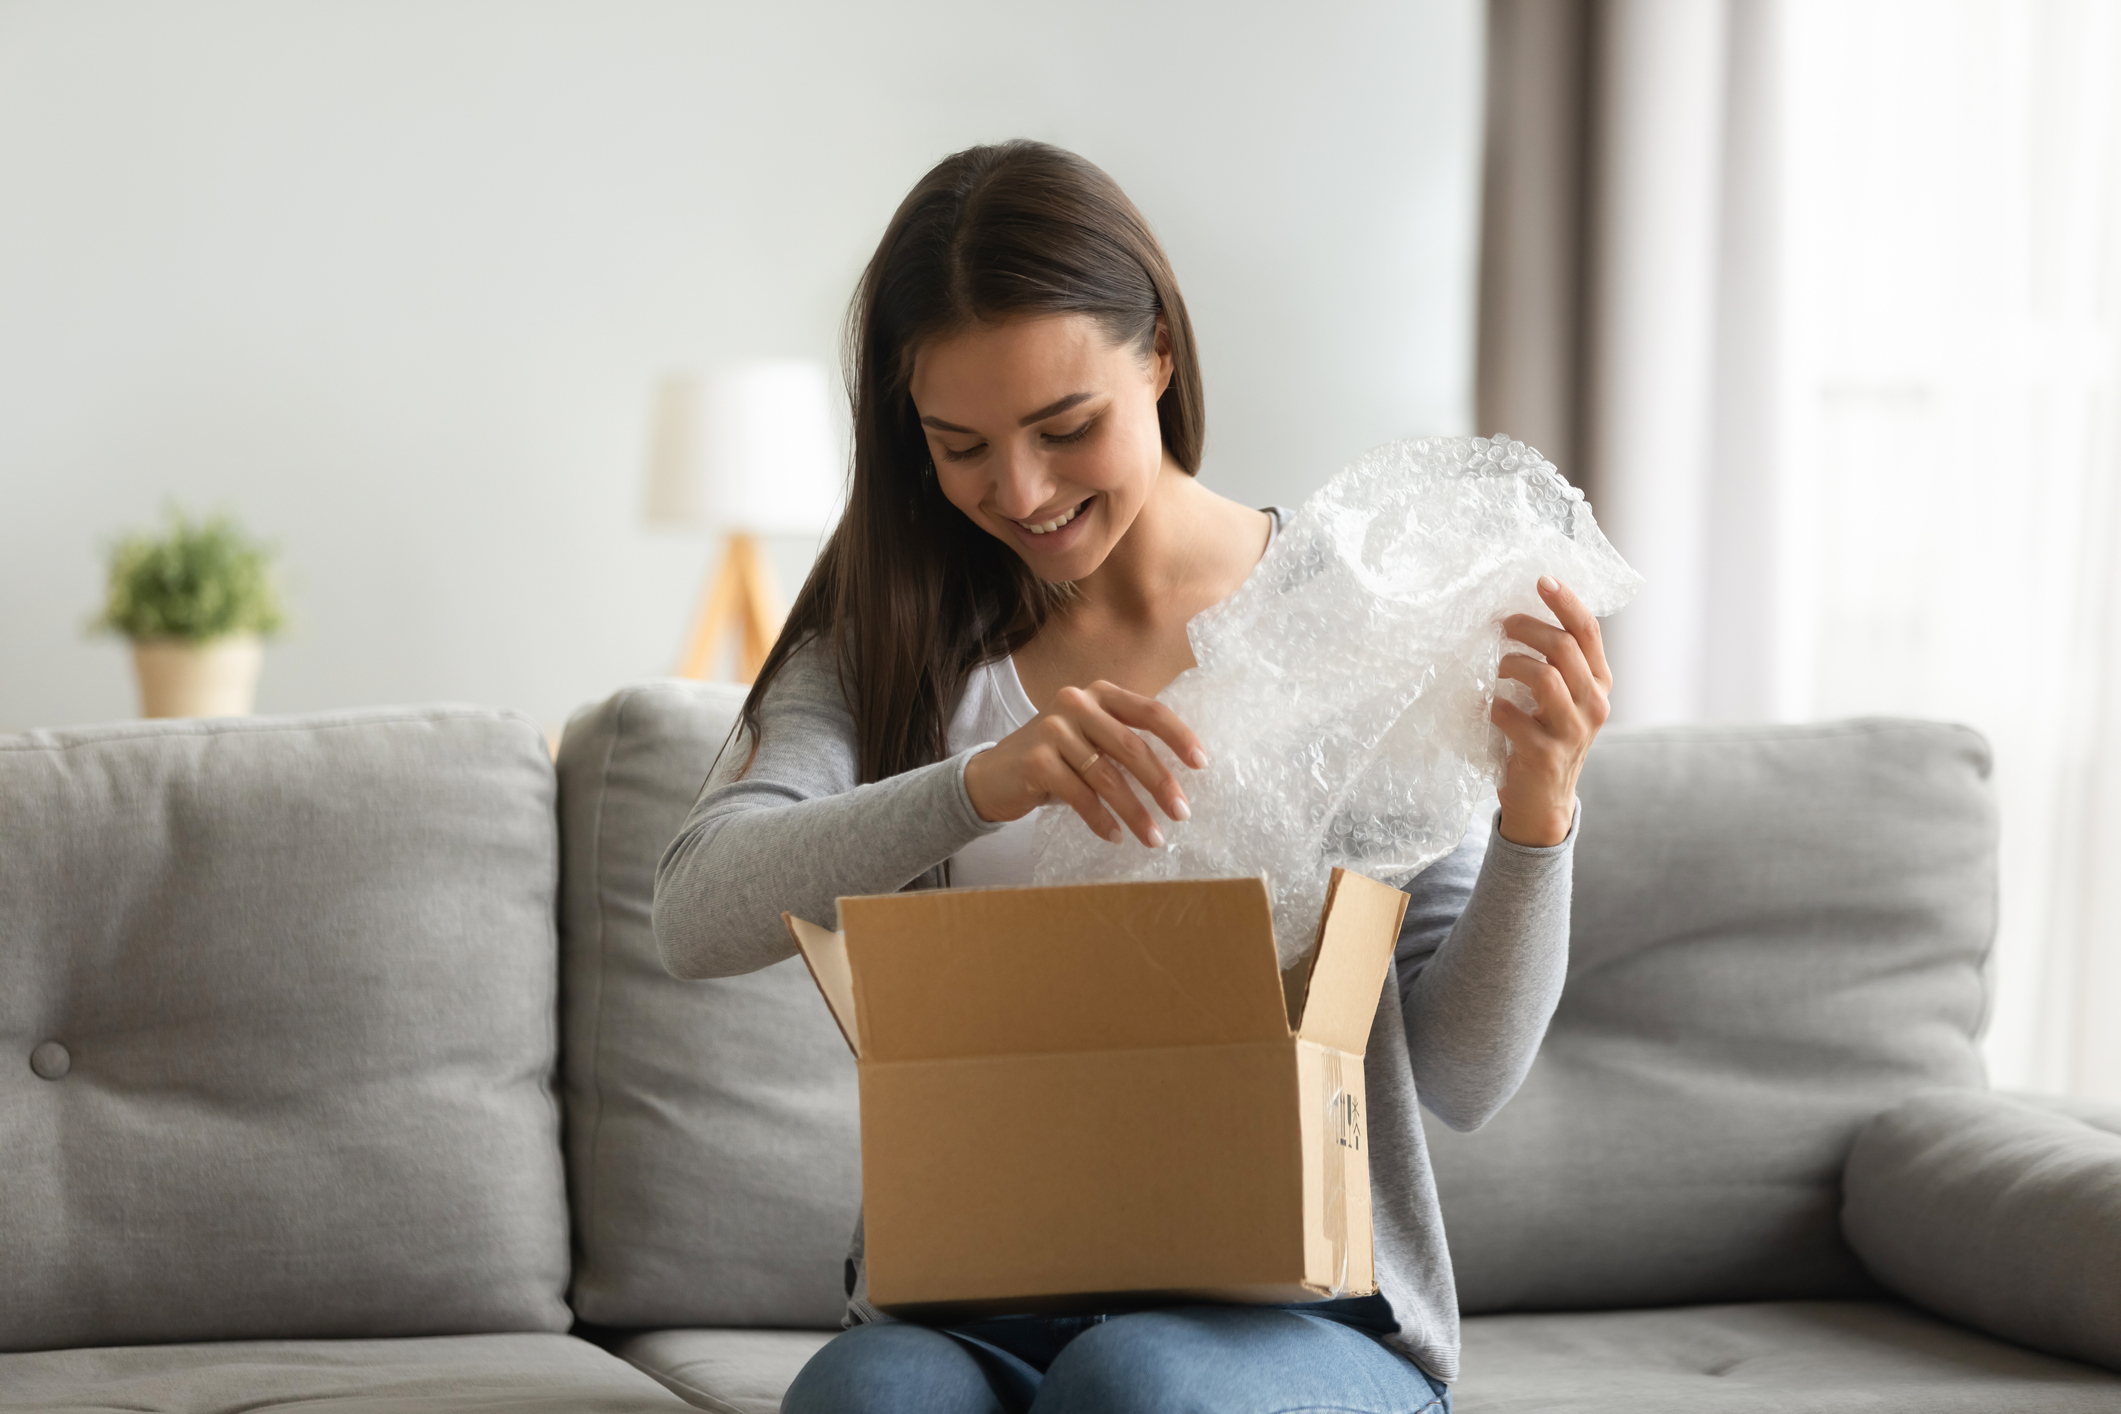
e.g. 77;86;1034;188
0;709;572;1352
558;681;859;1329
1427;719;1994;1313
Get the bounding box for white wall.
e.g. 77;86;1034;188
0;0;1484;733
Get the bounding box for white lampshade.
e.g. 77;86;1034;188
644;360;845;536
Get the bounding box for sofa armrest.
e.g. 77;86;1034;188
1842;1088;2121;1373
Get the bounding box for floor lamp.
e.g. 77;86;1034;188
676;531;781;682
645;362;842;683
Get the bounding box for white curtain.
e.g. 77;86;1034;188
1777;0;2121;1098
1480;0;2121;1098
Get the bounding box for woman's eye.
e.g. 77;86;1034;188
939;442;985;462
1043;419;1096;447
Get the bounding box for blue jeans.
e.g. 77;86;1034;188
782;1306;1451;1414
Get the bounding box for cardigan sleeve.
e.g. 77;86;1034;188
1390;804;1577;1131
652;639;1005;979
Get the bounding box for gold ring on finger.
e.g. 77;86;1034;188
1076;752;1101;775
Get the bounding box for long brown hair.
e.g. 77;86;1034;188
737;140;1206;783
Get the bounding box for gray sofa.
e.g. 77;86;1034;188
3;683;2116;1414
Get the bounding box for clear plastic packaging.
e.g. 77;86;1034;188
1030;435;1643;966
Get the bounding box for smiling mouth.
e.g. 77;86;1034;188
1017;498;1091;535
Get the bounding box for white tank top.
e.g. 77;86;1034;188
940;655;1041;887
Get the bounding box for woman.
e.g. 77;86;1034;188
654;140;1611;1414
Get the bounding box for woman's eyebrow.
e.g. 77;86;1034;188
1017;392;1095;426
919;391;1096;435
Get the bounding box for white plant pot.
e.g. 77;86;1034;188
132;634;264;719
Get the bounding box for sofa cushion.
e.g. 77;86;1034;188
1843;1089;2121;1373
1428;720;1993;1312
617;1329;836;1414
0;1333;692;1413
559;681;860;1328
1452;1300;2121;1413
0;709;571;1351
616;1303;2121;1414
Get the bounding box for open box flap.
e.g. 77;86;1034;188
784;913;861;1058
1292;868;1410;1055
839;878;1289;1063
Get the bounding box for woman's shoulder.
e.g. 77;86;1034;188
706;634;858;797
748;633;858;743
754;630;1012;755
766;632;843;698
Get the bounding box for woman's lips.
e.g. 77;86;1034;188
1006;496;1094;553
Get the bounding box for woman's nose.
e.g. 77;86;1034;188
987;450;1056;521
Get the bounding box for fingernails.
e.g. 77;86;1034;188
1145;826;1165;848
1171;796;1192;821
1188;748;1209;769
1539;575;1559;594
1105;824;1123;843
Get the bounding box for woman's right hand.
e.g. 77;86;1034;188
963;680;1206;846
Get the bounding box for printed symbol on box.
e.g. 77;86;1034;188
1336;1092;1363;1151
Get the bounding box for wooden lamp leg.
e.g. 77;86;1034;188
734;536;783;682
676;532;785;683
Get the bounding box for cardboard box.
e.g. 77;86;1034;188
782;866;1409;1320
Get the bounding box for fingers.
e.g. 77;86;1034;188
1053;683;1198;820
1027;723;1123;844
1537;576;1612;688
1093;682;1209;771
1079;683;1198;821
1026;680;1205;848
1500;615;1596;703
1497;653;1573;736
1038;710;1168;848
1492;579;1609;849
1488;692;1548;751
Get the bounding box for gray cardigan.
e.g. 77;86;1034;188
652;639;1575;1382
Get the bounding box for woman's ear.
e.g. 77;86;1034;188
1150;316;1175;398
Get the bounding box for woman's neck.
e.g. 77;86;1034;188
1014;458;1271;708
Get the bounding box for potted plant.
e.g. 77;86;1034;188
93;509;287;718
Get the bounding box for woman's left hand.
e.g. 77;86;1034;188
1492;576;1613;847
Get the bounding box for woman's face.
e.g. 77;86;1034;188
909;313;1173;583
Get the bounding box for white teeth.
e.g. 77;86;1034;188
1022;501;1084;535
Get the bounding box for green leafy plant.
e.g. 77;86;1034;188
93;508;287;642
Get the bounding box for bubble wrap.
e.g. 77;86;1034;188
1030;435;1643;966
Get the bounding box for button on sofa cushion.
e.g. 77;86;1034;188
558;681;860;1328
27;1041;70;1080
0;709;572;1351
1427;719;1994;1313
